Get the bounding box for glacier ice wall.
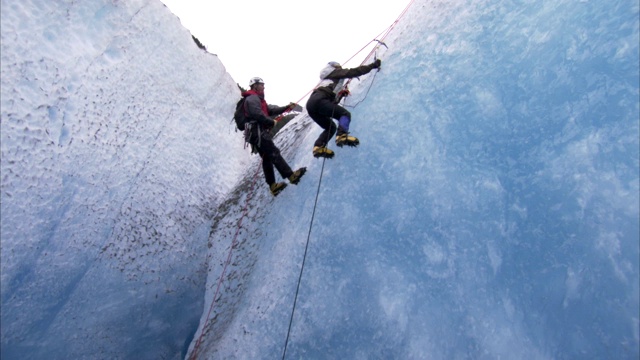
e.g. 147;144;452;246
1;0;246;358
191;0;639;359
0;0;637;359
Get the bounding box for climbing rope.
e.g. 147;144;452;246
340;0;417;103
189;166;261;360
343;68;380;109
281;103;337;359
281;155;327;360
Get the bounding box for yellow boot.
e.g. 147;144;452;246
335;134;359;147
313;146;335;158
269;182;287;196
288;167;307;184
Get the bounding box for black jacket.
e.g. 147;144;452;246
315;63;378;100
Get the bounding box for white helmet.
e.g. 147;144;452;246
328;61;341;68
249;77;264;87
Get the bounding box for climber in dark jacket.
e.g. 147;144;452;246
305;59;381;158
242;77;306;196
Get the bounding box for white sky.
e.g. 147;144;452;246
159;0;410;105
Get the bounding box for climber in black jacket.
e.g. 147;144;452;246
305;59;381;158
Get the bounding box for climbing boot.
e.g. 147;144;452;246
313;146;335;159
270;182;287;196
335;134;359;147
288;167;307;185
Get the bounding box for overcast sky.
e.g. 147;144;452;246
159;0;409;105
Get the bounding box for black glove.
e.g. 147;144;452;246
371;59;382;69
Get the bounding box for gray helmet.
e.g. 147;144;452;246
249;77;264;87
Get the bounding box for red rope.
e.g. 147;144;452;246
189;166;261;360
278;0;416;120
348;0;416;67
342;0;417;92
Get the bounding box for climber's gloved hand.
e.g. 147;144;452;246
286;102;298;110
337;89;350;98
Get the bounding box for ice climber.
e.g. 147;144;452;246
306;59;382;158
241;77;306;196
